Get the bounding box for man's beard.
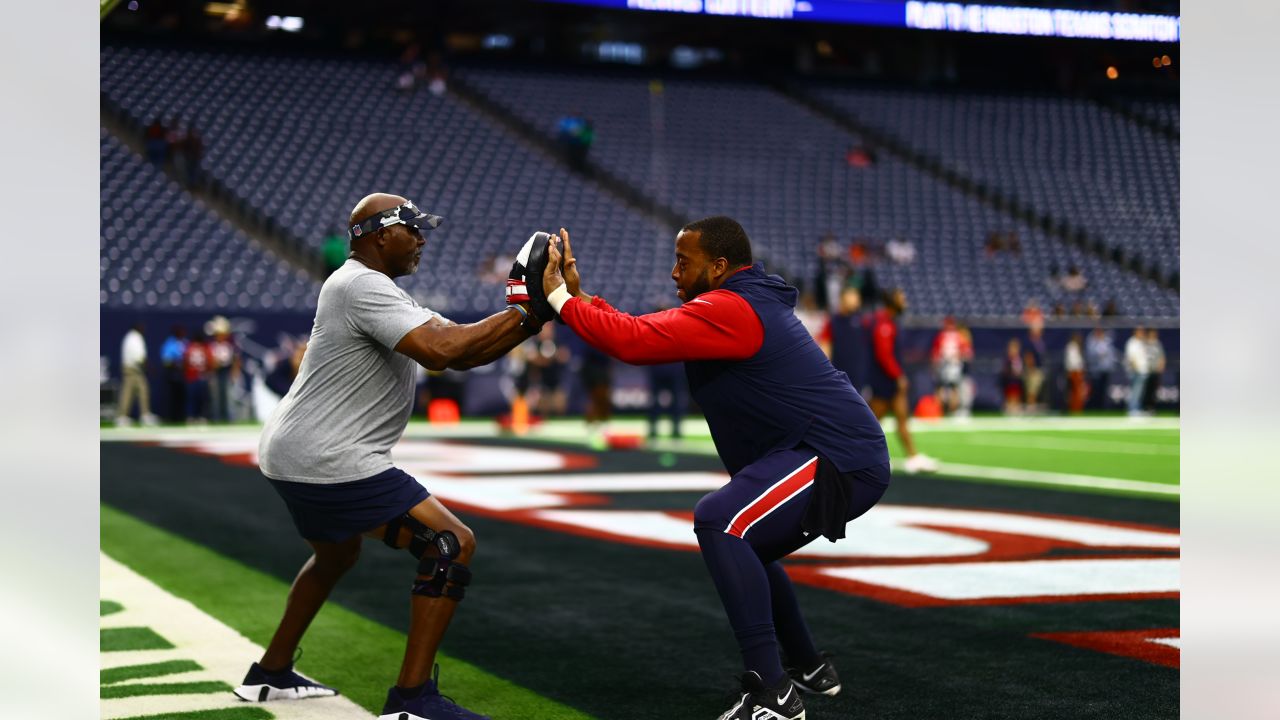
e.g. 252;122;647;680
685;269;712;301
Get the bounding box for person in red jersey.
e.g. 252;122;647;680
867;288;939;473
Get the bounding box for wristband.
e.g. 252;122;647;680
509;303;541;333
547;284;573;314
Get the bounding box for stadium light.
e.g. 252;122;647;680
265;15;304;32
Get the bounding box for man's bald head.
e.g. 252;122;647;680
349;193;407;227
345;192;426;279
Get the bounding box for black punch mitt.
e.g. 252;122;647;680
522;231;560;323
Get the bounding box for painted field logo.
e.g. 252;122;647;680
153;437;1180;608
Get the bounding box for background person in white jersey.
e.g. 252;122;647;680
236;193;548;720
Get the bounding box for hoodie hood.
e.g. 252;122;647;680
723;262;798;308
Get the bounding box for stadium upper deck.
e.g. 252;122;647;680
100;43;1177;319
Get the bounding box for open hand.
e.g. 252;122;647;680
559;228;585;299
544;236;566;298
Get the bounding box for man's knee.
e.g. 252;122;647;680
411;526;476;603
450;524;477;562
694;491;731;533
381;513;475;560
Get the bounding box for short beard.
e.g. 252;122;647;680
397;255;420;278
685;269;712;301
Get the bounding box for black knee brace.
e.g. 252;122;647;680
383;516;460;560
412;556;472;601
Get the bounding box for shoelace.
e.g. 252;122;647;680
431;665;461;708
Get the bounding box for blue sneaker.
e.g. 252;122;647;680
378;665;489;720
233;660;339;702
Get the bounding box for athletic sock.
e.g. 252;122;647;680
695;528;787;685
257;661;292;676
764;561;822;670
394;682;427;700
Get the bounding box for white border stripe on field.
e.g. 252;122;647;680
938;463;1180;496
99;415;1180;443
879;416;1180;433
101;553;368;720
961;435;1179;455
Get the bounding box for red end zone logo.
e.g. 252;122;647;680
439;483;1179;609
158;436;1179;609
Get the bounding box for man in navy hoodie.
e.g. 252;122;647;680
541;217;890;720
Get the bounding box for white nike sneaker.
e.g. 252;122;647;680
903;454;940;474
716;671;804;720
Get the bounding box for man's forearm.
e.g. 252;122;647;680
402;308;532;371
448;308;532;370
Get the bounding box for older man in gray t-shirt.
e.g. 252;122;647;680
259;259;444;483
237;193;552;720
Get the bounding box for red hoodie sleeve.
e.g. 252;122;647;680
873;317;902;379
559;289;763;365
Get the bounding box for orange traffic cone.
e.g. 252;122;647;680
511;395;529;436
428;398;460;424
914;394;943;419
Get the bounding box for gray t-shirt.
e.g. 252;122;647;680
259;259;443;483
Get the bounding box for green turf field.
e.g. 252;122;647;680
895;427;1178;484
102;505;598;719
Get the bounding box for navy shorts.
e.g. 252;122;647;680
693;447;889;564
268;467;430;543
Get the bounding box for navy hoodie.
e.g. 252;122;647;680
685;263;889;476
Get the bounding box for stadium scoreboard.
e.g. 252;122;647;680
541;0;1180;42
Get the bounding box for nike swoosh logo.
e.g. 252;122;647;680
802;664;826;682
776;685;794;706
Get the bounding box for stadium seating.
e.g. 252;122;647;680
1125;99;1179;135
100;44;1177;318
457;65;1177;318
100;128;320;311
806;83;1180;281
100;45;673;315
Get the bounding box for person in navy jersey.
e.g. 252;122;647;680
826;286;871;394
867;288;939;474
540;217;890;720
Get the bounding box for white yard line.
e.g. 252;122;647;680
100;415;1179;443
881;416;1180;434
100;553;370;720
960;435;1179;455
937;463;1180;496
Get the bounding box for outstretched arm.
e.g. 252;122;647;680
395;309;532;371
559;296;761;365
541;237;763;365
